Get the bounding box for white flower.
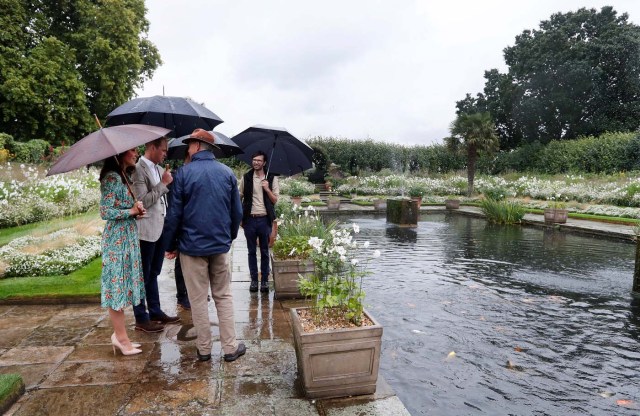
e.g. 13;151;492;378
351;258;359;265
363;241;370;248
373;250;381;258
352;223;360;233
288;248;297;256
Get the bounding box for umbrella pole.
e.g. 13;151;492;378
112;156;137;200
266;134;277;177
94;114;103;128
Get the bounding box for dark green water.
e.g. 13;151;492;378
346;213;639;416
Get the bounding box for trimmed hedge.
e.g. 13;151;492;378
482;132;640;174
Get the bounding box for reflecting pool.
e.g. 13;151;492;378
343;213;640;416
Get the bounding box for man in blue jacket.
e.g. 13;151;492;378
163;128;245;362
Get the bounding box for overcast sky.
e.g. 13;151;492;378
137;0;640;146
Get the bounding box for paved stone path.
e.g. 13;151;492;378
0;228;410;416
1;203;635;415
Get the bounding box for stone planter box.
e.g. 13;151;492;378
270;254;314;299
290;307;383;399
544;208;568;224
445;199;460;209
386;198;418;226
373;199;387;210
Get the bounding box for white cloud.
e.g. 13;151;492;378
138;0;640;146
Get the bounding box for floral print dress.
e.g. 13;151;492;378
100;171;145;310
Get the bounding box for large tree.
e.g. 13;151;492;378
457;6;640;149
0;0;161;145
446;112;499;196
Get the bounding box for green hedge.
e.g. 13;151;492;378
306;136;465;174
481;132;640;174
10;139;51;163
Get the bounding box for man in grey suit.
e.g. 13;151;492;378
132;137;180;332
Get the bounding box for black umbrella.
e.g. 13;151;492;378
231;125;313;176
105;95;223;137
167;131;243;160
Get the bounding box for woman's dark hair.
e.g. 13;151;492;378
99;153;134;182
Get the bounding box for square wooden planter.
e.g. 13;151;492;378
270;255;314;299
445;199;460;209
326;199;341;210
290;307;383;399
544;208;568;224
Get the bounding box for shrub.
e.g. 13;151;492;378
11;139;51;163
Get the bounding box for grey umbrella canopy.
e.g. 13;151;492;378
167;131;243;160
105;95;223;137
47;124;172;176
231;125;313;176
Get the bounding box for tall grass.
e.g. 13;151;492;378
479;198;526;224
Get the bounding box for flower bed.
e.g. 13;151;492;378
0;163;99;228
0;227;101;277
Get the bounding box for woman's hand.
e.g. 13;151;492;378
130;201;146;217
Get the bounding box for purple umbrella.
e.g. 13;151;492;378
47;124;171;176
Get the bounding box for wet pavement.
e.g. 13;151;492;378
0;229;410;416
1;203;635;415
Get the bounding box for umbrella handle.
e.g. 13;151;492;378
94;114;103;128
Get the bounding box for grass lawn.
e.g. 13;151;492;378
0;210;102;301
0;374;24;413
0;209;100;246
0;257;101;301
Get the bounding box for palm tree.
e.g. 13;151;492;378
446;112;499;196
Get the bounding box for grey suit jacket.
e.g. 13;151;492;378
132;159;169;242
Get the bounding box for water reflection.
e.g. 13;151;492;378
385;225;417;244
349;214;639;416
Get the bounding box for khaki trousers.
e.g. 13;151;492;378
179;252;238;355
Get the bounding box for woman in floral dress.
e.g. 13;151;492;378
100;148;147;355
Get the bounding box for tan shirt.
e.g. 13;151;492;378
239;172;280;215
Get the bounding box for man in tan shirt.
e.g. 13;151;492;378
239;150;279;293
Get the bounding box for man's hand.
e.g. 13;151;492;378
165;250;177;260
261;178;269;190
161;168;173;186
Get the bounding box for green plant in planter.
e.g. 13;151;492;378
299;223;380;326
408;184;426;198
479;198;525;224
547;196;567;209
273;205;338;260
273;235;312;259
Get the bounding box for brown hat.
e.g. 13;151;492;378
184;128;215;146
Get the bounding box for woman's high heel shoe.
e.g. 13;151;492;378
111;333;140;348
111;333;142;356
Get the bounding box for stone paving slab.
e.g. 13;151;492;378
1;230;410;415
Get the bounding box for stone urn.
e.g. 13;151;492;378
544;208;568;224
291;196;303;206
290;307;383;399
270;254;314;299
445;199;460;209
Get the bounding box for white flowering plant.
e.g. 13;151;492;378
298;223;380;326
273;204;337;260
0;227;101;277
0;163;99;228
